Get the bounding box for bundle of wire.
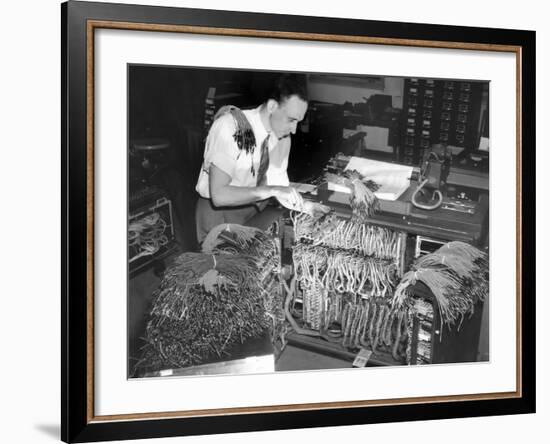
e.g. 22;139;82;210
336;297;410;360
201;223;277;260
324;169;380;221
289;285;410;360
128;212;168;260
201;223;284;342
136;252;270;373
212;106;258;176
290;211;403;347
293;243;399;297
392;241;489;329
301;280;327;331
291;212;401;262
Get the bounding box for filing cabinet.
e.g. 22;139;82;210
399;78;484;165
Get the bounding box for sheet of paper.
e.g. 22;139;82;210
344;156;413;201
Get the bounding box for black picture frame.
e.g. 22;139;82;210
61;1;536;442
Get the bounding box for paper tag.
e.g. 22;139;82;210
159;369;173;377
352;348;372;368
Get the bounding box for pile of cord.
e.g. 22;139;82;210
135;224;281;374
392;241;489;329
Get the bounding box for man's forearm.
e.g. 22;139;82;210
210;184;273;207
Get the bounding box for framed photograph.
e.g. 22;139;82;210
62;0;535;442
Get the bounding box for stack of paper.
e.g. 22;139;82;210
327;156;413;201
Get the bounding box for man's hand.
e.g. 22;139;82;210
271;186;304;211
302;200;331;217
209;164;307;210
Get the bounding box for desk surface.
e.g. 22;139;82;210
316;184;489;245
246;187;488;245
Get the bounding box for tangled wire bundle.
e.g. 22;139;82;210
291;212;401;262
201;224;284;335
290;211;404;352
392;241;489;329
330;293;410;360
202;223;277;260
325;169;380;221
136;251;271;373
128;212;169;261
293;243;399;297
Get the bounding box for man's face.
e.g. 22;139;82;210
269;95;308;139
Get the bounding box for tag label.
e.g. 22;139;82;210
352;348;372;368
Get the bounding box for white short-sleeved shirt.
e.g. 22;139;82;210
195;106;291;199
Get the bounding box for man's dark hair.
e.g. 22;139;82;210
267;73;308;104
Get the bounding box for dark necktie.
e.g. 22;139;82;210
256;135;270;186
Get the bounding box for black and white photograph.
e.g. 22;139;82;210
1;0;545;441
54;1;537;442
127;66;490;379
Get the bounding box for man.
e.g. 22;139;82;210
195;74;308;243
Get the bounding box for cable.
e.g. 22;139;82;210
411;178;443;210
129;212;169;262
